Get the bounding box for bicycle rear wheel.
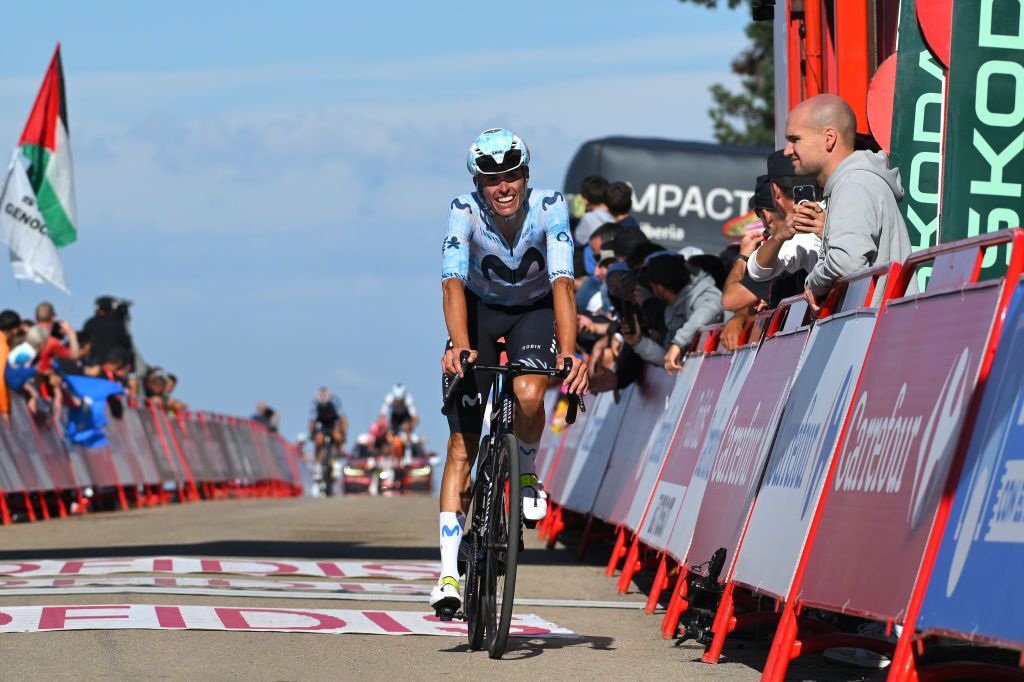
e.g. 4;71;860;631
484;433;520;659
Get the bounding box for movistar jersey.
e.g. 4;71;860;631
441;189;574;306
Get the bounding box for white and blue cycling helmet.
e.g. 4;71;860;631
467;128;530;176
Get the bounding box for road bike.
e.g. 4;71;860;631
440;352;584;658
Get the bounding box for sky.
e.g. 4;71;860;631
0;1;747;456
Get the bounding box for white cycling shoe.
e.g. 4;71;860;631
521;474;547;527
430;576;462;619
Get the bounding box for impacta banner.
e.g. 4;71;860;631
0;44;76;290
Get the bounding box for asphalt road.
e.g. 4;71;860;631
0;495;882;681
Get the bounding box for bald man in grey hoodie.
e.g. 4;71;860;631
784;95;911;310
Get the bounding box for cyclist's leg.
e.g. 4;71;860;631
434;296;497;607
505;301;557;520
313;430;326;466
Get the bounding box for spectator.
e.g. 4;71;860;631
253;401;280;433
625;253;723;372
0;310;22;417
606;181;639;229
574;175;613;244
82;296;134;368
33;301;81;373
784;94;911;309
747;150;824;287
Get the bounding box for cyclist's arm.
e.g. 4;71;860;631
544;191;588;394
441;198;475;375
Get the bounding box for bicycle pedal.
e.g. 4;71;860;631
454;611;467;621
435;607;455;622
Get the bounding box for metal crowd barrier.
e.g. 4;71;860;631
536;229;1024;681
0;399;303;525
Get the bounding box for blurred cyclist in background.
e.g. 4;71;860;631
380;383;418;435
308;386;347;469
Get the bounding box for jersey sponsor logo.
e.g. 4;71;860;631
555;231;570;242
481;247;546;284
461;394;481;408
519;446;537;457
442;236;461;253
451;198;471;212
541;193;562;212
440;524;461;538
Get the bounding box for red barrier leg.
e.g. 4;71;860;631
605;526;628;576
22;491;36;522
36;493;50;521
763;601;799;682
888;627;918;682
661;572;689;639
0;493;10;525
702;581;736;664
645;554;670;613
617;536;643;593
545;505;565;549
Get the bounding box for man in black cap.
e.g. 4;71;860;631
625;253;722;371
747;150;824;285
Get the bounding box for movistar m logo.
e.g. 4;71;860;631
451;197;471;212
542;193;562;211
441;524;461;538
481;247;545;284
519;446;536;457
461;394;481;408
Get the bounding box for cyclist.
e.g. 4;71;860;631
380;383;418;435
308;386;347;474
431;128;588;613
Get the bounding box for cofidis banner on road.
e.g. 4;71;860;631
732;311;876;598
798;284;999;621
919;285;1024;647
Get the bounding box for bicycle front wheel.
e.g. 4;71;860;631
484;433;521;659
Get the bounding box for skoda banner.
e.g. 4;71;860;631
940;1;1024;279
563;138;771;253
888;0;946;288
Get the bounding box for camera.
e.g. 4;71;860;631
752;0;775;21
793;184;817;205
50;320;65;342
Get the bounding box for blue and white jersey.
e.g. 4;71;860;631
441;189;574;306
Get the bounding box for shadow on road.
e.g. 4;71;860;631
0;541;440;562
439;634;616;661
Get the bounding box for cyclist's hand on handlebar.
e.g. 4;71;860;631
558;353;588;396
442;347;477;377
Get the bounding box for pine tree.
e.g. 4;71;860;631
681;0;776;147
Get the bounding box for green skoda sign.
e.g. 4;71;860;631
941;0;1024;277
889;0;946;287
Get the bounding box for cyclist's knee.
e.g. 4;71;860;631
514;381;546;418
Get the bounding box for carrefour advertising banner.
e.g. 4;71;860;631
564;138;770;253
940;1;1024;279
798;286;999;621
732;312;876;598
919;286;1024;648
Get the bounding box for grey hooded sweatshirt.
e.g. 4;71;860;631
805;150;912;299
633;270;723;366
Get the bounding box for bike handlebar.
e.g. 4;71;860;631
441;351;586;424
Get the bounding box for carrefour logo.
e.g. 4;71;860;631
834;347;972;524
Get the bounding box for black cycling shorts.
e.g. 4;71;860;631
445;290;557;436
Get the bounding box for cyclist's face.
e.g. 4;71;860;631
479;168;526;217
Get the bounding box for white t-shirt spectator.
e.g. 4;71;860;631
746;232;823;282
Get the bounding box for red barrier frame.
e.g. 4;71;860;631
605;327;718;591
699;262;898;664
763;230;1024;682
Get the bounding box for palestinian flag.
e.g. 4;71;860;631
19;44;76;248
